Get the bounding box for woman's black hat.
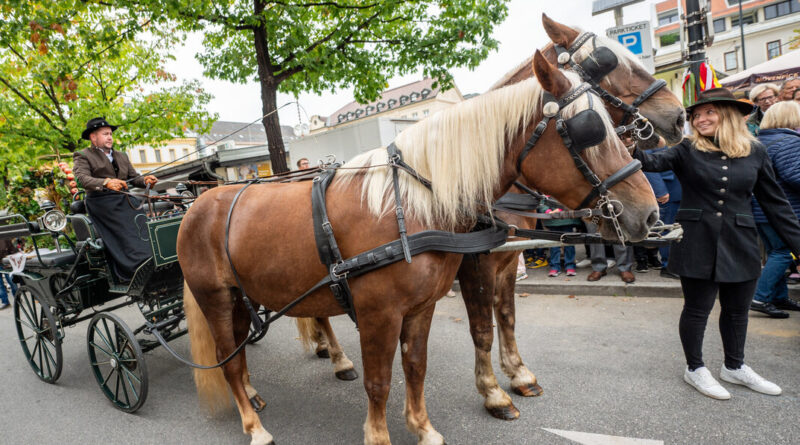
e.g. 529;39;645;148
686;88;754;116
81;117;118;140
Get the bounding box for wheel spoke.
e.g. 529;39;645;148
36;338;45;374
102;318;117;352
30;339;41;368
114;369;121;402
120;364;142;384
101;367;115;388
88;340;114;359
41;340;57;375
42;339;53;377
118;366;131;406
120;366;140;401
16;317;38;333
17;298;38;332
91;360;112;367
92;323;115;353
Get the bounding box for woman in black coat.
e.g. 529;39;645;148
633;88;800;400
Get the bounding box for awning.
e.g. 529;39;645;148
720;50;800;91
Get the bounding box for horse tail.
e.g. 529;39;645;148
296;317;320;352
184;282;232;413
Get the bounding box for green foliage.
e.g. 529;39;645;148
6;161;72;220
0;0;215;162
112;0;509;172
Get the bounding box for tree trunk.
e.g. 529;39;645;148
253;14;289;174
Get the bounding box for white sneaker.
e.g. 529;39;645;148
683;367;731;400
719;364;782;396
607;259;616;269
576;258;591;268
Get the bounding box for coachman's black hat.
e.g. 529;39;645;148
685;88;754;117
81;117;118;141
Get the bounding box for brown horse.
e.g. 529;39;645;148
296;15;687;421
179;51;658;445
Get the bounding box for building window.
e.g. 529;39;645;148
731;14;755;28
767;40;781;60
183;148;189;157
713;18;726;33
138;150;147;163
423;110;429;116
412;112;418;118
169;149;176;161
725;0;753;6
764;0;800;20
659;32;679;47
724;51;738;71
658;11;679;26
154;149;162;163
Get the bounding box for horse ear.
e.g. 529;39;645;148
542;14;580;48
532;50;571;98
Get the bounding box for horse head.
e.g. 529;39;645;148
513;50;659;242
541;14;685;148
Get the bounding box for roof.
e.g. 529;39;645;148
326;78;442;127
198;120;295;146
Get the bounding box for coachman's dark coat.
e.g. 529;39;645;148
73;146;146;192
634;138;800;282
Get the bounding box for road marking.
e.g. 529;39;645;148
542;428;664;445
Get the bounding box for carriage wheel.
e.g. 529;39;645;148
247;305;271;344
13;286;63;383
87;312;149;413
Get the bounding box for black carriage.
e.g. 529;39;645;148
0;195;191;413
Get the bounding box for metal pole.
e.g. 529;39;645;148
614;7;623;26
738;0;747;70
685;0;706;98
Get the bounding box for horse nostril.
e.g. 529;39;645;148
676;113;685;130
646;210;659;228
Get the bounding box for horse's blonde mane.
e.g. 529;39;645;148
335;71;620;230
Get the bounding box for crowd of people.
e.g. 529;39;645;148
521;76;800;401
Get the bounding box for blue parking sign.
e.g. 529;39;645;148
617;31;643;55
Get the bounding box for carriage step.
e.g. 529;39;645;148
108;284;130;294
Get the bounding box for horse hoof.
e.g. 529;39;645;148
512;382;543;397
335;368;359;381
486;404;519;420
249;395;267;412
316;348;330;359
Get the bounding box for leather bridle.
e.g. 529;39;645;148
554;32;668;142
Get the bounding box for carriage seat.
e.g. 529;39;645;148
2;251;77;268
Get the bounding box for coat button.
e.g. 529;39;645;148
721;156;728;160
722;177;728;181
720;188;726;193
722;166;728;170
718;200;724;205
716;212;722;217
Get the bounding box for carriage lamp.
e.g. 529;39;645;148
41;209;67;232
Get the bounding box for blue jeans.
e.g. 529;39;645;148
659;201;679;267
0;273;17;305
754;223;792;304
547;224;578;271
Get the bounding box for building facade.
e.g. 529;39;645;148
295;78;466;167
652;0;800;95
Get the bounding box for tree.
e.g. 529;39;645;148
0;0;214;164
114;0;509;173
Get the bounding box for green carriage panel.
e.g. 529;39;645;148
147;214;183;267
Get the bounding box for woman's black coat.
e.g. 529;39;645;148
634;138;800;282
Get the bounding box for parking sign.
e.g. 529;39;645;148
606;21;654;73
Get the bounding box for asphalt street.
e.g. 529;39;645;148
0;293;798;444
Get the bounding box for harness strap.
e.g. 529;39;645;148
510;227;677;248
576;159;643;210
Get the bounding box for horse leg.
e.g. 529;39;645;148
210;293;273;445
400;305;445;445
360;312;403;445
495;258;543;397
315;317;358;381
312;318;331;358
457;255;519;420
236;306;267;412
296;317;331;358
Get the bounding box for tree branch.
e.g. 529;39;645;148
37;81;68;125
0;74;67;137
265;1;380;9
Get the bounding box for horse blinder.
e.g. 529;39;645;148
578;47;618;83
563;109;607;151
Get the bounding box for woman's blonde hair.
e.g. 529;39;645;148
761;101;800;130
689;103;757;158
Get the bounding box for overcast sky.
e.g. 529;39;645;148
165;0;657;128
